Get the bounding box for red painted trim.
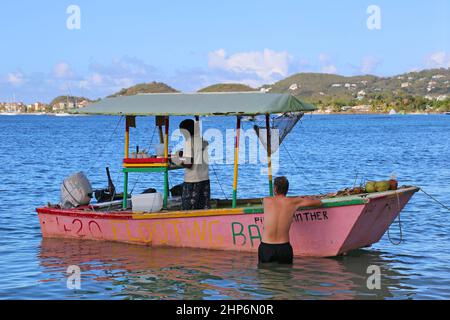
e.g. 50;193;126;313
36;207;133;220
124;158;168;164
235;117;241;146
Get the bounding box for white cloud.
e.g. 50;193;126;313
78;73;104;89
90;56;158;78
208;49;292;83
6;72;26;86
425;52;450;68
321;65;338;74
113;77;134;88
76;57;161;93
360;56;380;74
318;53;338;74
298;58;311;69
1;57;162;102
318;53;331;64
89;73;103;85
53;62;74;78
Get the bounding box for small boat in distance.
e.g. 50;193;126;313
389;109;397;115
53;113;74;117
36;93;419;257
0;112;19;116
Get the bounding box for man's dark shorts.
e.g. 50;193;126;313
182;180;211;210
258;242;294;264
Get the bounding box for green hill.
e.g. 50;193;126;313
198;83;257;93
108;82;179;97
49;95;93;106
263;68;450;105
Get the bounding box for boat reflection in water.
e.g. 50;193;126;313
38;238;415;300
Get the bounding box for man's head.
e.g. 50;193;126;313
274;176;289;196
179;119;195;137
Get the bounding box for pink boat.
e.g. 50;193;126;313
37;186;417;257
36;93;419;257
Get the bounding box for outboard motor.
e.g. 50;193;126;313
60;172;93;209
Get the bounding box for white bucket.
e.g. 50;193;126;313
131;193;163;213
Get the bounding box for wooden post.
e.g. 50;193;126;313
124;117;130;159
158;126;164;144
163;116;169;209
156;116;165;144
266;114;274;196
122;172;128;209
123;117;131;209
232;116;241;208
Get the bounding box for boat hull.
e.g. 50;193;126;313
36;187;418;257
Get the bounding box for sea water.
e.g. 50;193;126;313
0;114;449;300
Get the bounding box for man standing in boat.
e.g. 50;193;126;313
259;177;322;264
176;119;211;210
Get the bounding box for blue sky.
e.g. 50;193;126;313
0;0;449;103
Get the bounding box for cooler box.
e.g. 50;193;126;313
131;193;163;213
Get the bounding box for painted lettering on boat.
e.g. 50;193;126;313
109;219;223;245
88;220;102;237
53;218;103;238
294;210;329;222
253;210;329;225
231;222;262;247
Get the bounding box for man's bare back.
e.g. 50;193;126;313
262;196;323;244
258;176;322;264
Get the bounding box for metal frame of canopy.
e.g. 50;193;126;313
121;114;273;210
75;92;316;210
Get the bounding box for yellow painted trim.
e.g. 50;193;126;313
132;207;245;220
124;130;130;159
232;117;241;208
164;120;169;159
233;147;239;187
267;155;273;190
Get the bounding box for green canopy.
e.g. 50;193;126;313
73;92;316;116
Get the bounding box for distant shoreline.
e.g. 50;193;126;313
309;112;446;115
0;112;448;116
0;113;87;116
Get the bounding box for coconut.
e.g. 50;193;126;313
375;181;390;192
389;179;398;190
365;181;376;193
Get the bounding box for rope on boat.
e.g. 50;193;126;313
387;193;403;245
386;188;450;245
83;116;124;213
387;214;403;245
87;116;124;174
211;162;229;200
420;188;450;212
281;142;321;195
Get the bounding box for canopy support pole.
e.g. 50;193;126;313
163;116;169;209
122;172;129;209
123;118;131;209
266;114;274;196
232;116;241;208
124;117;130;159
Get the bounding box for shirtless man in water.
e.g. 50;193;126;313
259;176;322;264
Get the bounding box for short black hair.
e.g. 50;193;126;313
179;119;195;136
274;176;289;196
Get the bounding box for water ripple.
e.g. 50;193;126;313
0;114;449;299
